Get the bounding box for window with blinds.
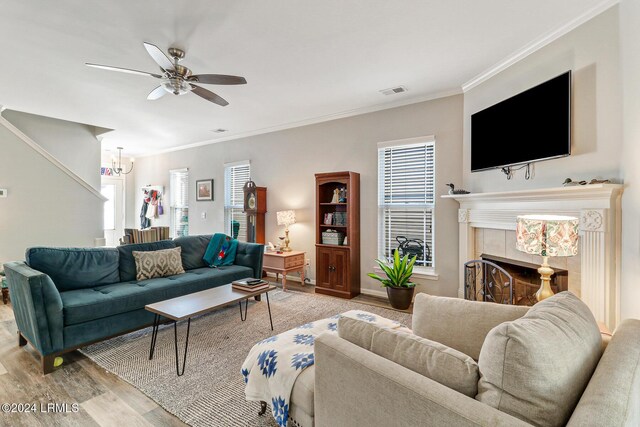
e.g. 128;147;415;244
224;161;250;242
378;139;435;269
170;168;189;238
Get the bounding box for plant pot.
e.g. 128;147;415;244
386;286;415;310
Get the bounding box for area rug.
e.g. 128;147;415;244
80;289;412;427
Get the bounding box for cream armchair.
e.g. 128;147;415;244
314;293;640;427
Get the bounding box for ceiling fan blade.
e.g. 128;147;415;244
147;86;167;100
85;63;162;78
190;84;229;106
143;42;174;72
188;74;247;85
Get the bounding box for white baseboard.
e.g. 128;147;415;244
265;272;316;286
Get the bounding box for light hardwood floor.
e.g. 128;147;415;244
0;302;187;427
0;281;404;427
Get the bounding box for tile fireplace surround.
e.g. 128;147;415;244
444;184;623;329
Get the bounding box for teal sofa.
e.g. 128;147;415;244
3;235;264;374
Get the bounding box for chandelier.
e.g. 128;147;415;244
111;147;134;175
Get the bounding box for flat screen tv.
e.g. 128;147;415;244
471;71;571;172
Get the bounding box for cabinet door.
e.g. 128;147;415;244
330;249;350;291
316;247;333;289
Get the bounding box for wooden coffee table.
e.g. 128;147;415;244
145;283;276;376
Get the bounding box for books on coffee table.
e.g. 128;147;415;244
232;279;269;292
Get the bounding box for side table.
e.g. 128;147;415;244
263;251;306;291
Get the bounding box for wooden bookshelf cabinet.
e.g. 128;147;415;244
315;171;360;298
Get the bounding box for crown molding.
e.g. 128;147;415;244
137;87;462;157
461;0;619;92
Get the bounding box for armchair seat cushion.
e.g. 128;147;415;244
60;265;253;325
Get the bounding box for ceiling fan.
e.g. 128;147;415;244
86;42;246;106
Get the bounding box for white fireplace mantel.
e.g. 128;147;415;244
443;184;623;329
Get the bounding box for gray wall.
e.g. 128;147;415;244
3;110;102;190
462;7;622;192
0;113;104;264
619;0;640;321
132;95;463;297
460;6;640;321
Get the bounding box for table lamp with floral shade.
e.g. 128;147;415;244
276;210;296;252
516;214;579;301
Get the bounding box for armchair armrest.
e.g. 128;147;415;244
235;242;264;278
315;333;531;427
3;261;64;355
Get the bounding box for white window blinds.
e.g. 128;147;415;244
378;139;435;268
224;161;250;242
170;168;189;237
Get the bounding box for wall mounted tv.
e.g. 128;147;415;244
471;71;571;172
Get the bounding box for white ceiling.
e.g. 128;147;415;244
0;0;611;156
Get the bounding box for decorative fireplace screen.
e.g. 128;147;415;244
464;259;513;305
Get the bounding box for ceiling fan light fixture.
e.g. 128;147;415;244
162;78;191;96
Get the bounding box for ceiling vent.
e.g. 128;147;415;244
210;128;227;133
379;86;408;96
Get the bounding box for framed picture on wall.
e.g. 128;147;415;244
196;179;214;201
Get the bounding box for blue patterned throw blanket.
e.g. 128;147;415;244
241;310;410;426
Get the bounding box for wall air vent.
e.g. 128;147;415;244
379;86;408;96
210;128;227;133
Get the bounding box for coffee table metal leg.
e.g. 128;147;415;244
174;318;191;376
266;292;274;331
239;299;249;321
149;314;160;360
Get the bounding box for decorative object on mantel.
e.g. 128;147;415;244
516;215;579;301
562;178;587;186
110;147;134;175
368;250;417;310
563;178;612;187
446;183;470;195
276;210;296;252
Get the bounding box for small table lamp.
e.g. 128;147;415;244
277;210;296;252
516;215;579;301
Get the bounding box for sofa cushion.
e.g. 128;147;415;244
60;264;253;325
412;293;529;360
133;247;185;280
174;235;212;270
339;317;480;397
476;292;602;427
26;247;120;292
118;240;177;282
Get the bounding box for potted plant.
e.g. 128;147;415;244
368;251;417;310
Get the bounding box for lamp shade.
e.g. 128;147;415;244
277;210;296;226
516;215;579;257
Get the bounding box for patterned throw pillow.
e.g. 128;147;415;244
132;247;185;281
